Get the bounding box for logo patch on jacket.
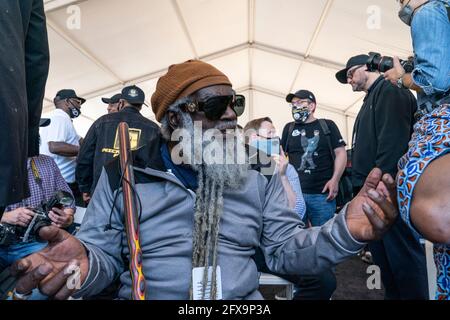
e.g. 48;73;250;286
292;129;301;137
102;128;142;156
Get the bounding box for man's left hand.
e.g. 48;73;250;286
384;56;406;86
322;178;339;201
49;208;74;229
346;168;398;242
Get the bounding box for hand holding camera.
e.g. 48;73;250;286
0;191;74;246
383;56;408;88
1;208;35;228
366;52;418;90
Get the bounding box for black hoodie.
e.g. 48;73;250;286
351;77;417;188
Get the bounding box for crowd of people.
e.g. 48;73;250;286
0;0;448;301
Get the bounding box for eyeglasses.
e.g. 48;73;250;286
184;94;246;120
346;65;366;80
291;100;311;109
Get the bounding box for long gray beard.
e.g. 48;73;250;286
177;114;248;300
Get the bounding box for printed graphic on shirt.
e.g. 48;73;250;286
299;130;320;173
101;128;142;157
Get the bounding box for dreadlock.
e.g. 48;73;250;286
161;98;248;300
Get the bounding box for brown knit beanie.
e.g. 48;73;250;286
151;60;232;122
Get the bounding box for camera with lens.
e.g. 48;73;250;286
0;191;74;247
366;52;415;74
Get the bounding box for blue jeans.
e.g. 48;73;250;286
302;193;336;227
0;241;47;269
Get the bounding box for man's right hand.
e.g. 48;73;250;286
11;226;89;300
1;208;35;227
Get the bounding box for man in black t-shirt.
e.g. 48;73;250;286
281;90;347;227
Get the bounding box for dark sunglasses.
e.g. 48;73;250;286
184;95;246;120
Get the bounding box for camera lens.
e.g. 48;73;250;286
378;57;394;73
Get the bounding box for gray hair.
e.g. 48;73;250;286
160;97;248;299
160;97;193;142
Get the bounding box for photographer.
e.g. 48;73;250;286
0;120;75;270
336;55;428;300
384;0;450;300
336;54;428;299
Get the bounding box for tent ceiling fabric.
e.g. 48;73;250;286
42;0;413;143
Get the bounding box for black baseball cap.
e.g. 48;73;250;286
55;89;86;104
121;85;147;106
335;54;370;84
39;118;51;127
101;93;122;104
286;90;316;104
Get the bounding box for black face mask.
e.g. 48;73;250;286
68;100;81;118
184;95;246;121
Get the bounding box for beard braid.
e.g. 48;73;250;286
176;113;249;300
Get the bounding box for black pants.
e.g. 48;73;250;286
254;248;336;300
368;217;429;300
353;186;429;300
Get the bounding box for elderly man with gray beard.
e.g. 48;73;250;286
9;60;398;300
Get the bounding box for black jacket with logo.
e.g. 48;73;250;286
76;107;160;194
351;77;417;188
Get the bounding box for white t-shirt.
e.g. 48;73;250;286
40;109;80;183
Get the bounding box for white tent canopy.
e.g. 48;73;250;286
42;0;413;143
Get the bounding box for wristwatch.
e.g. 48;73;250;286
396;75;407;89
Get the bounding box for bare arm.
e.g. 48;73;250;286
332;147;347;182
48;142;79;157
323;147;347;201
401;73;423;93
384;58;423;93
410;154;450;244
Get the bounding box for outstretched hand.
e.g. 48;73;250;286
10;226;88;300
346;168;398;242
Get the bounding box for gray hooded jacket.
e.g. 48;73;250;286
73;154;364;300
